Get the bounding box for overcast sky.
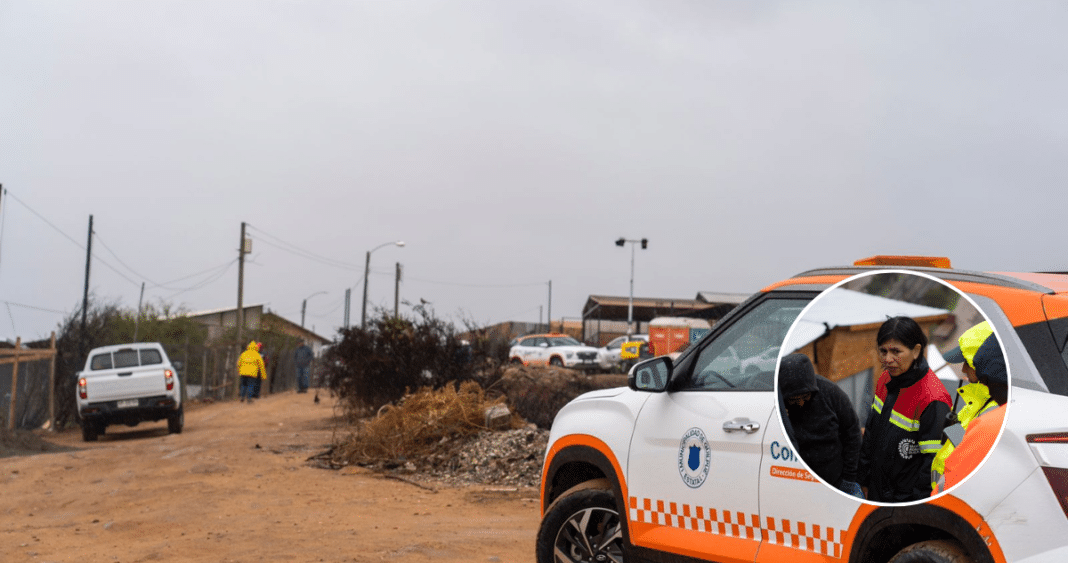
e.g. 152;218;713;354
1;1;1065;342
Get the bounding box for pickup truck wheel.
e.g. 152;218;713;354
168;407;184;434
549;356;564;367
536;485;623;563
889;540;973;563
81;421;98;442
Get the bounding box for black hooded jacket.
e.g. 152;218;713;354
779;354;862;486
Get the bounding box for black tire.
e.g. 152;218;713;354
536;484;623;563
168;407;184;434
549;356;564;367
889;540;974;563
81;420;98;442
510;357;523;365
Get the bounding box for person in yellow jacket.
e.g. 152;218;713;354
931;322;1000;493
941;331;1009;492
237;341;266;403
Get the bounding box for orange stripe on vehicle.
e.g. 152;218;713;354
946;281;1047;326
630;496;846;561
1042;294;1068;322
539;434;627;515
931;495;1008;563
993;272;1068;294
770;465;820;482
761;275;847;293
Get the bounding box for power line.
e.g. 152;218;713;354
94;233;165;288
162;259;237;300
246;224;363;271
404;273;546;289
4;300;68;315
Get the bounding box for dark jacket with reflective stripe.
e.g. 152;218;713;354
857;358;952;503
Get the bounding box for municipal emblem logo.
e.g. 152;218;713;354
678;427;711;488
898;438;920;460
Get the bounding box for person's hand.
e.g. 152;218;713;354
838;480;865;499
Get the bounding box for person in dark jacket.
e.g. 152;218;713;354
779;353;863;497
857;316;952;503
294;340;314;394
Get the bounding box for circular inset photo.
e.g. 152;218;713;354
775;270;1009;505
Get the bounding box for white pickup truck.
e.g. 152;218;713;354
75;342;184;441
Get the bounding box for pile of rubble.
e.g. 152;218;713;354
321;369;627;488
421;425;549;487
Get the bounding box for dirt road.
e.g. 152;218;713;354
1;391;542;563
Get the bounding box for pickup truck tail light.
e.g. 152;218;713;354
1027;433;1068;519
78;378;87;400
164;369;175;391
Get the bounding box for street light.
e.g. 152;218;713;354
362;240;405;328
615;237;648;337
301;291;328;328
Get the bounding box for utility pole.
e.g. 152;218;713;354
615;237;648;338
236;222;247;348
547;280;552;333
394;262;402;318
80;215;93;358
343;288;351;329
133;281;145;341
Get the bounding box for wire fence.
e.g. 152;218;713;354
1;341;57;431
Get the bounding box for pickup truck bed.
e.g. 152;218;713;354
76;342;183;441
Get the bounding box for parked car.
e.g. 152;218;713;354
76;342;183;441
536;256;1068;563
597;334;651;371
509;333;601;371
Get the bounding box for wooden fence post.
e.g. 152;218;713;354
48;332;57;432
8;337;19;430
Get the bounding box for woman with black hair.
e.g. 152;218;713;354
857;316;952;502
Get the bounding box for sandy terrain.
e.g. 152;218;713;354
0;391;542;563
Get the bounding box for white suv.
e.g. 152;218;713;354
509;333;601;371
536;257;1068;563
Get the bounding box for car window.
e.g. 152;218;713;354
681;298;809;392
90;353;113;370
549;336;581;346
519;337;536;347
140;349;163;366
607;337;625;349
114;349;139;369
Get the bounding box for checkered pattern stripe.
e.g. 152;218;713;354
628;496;842;557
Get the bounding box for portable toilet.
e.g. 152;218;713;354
648;317;712;356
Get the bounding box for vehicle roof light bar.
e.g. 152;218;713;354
854;255;952;269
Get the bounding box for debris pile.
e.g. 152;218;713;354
320;369;626;487
326;381;520;467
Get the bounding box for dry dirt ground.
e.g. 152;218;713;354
0;391;542;563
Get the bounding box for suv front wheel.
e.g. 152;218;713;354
536;481;624;563
889;540;974;563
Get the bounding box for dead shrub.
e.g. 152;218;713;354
329;381;516;467
497;365;627;429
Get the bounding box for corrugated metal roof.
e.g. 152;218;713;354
784;289;949;352
695;291;751;305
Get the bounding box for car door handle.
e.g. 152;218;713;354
118;372;133;377
722;418;760;433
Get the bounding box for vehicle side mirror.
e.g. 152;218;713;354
628;356;672;393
